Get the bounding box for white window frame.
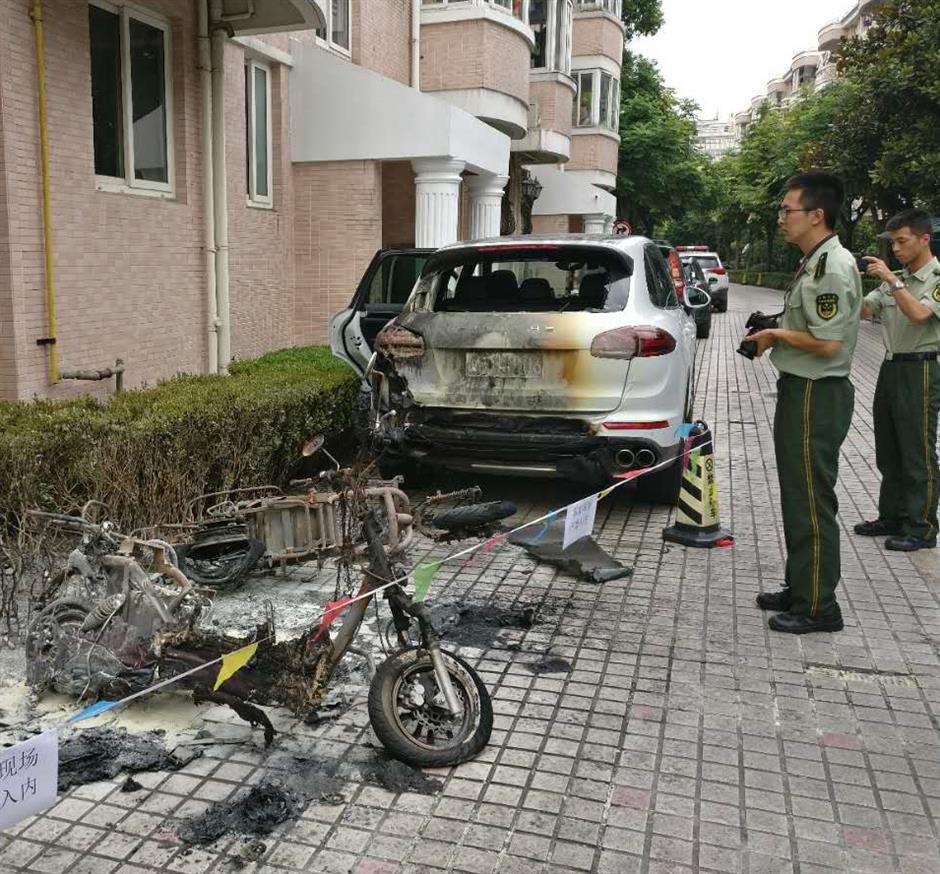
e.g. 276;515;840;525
572;68;619;130
423;0;531;23
530;0;572;73
245;59;273;208
315;0;352;55
90;0;175;197
574;0;621;16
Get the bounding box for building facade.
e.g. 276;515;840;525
734;0;877;139
0;0;623;401
695;117;736;160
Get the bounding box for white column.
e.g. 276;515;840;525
412;158;465;249
466;173;509;241
583;213;607;235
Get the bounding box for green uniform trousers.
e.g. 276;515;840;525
874;359;940;540
774;374;854;618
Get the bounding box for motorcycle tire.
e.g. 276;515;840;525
25;599;91;691
368;647;493;767
429;501;517;531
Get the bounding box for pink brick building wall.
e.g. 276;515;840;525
225;48;295;364
382;162;417;248
569;132;620;176
572;14;624;62
0;0;206;400
292;160;383;347
530;79;574;136
353;0;412;84
420;20;530;105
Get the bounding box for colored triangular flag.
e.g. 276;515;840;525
213;642;259;691
69;700;121;723
309;597;355;645
413;562;441;603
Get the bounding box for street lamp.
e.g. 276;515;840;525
521;173;543;235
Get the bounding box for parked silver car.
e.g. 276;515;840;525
332;235;708;503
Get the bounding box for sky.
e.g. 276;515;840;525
630;0;852;120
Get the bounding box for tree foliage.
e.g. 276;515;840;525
621;0;664;40
615;51;704;235
645;0;940;269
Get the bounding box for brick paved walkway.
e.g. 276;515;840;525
3;283;940;874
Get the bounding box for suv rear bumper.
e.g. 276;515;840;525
382;411;682;481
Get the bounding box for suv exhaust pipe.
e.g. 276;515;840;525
635;448;657;468
615;449;635;470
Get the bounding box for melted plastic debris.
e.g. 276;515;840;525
178;751;442;845
57;727;202;791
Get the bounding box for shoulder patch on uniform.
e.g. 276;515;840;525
814;252;828;280
933;284;940;303
816;293;839;320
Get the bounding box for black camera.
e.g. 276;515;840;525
855;255;871;273
737;311;781;359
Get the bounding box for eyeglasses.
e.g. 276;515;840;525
777;206;815;219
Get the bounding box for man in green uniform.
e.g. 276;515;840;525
748;171;862;634
854;209;940;551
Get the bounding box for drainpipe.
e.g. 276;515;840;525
210;0;232;371
411;0;420;88
198;1;219;374
29;0;59;383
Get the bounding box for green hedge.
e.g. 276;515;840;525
730;270;882;294
0;347;359;530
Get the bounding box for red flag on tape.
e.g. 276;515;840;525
309;597;354;645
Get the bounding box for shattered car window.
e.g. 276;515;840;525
410;246;632;314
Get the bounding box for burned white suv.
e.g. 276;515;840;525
334;236;707;503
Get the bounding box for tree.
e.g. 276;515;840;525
621;0;663;40
836;0;940;216
615;52;704;235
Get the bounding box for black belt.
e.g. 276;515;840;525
884;352;939;362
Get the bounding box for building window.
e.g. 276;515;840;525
89;2;173;193
245;60;272;206
530;0;571;72
575;0;622;16
316;0;351;52
423;0;530;22
572;68;619;130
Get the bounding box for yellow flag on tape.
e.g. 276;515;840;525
413;562;442;603
213;642;258;691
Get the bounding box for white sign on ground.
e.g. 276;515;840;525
563;495;598;550
0;731;58;830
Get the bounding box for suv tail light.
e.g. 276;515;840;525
376;325;425;360
590;326;677;359
709;267;727;275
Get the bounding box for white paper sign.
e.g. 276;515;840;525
563;495;598;550
0;731;58;830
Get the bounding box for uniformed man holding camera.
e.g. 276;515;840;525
747;171;862;634
855;209;940;551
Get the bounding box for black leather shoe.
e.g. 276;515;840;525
756;589;792;611
885;535;937;551
768;611;844;634
854;519;902;536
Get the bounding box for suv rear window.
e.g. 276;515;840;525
692;256;721;270
413;246;633;313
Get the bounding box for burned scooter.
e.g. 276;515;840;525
25;451;514;766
